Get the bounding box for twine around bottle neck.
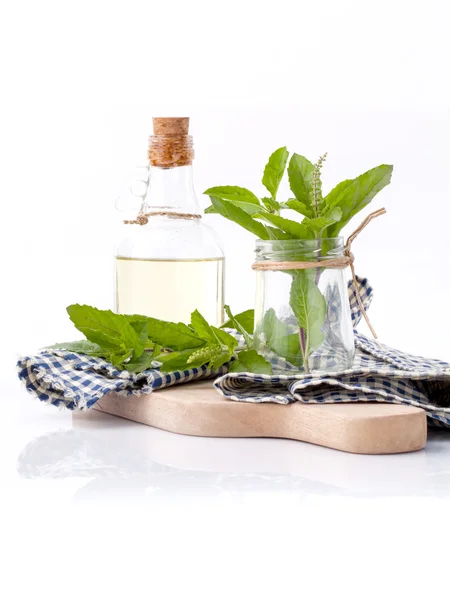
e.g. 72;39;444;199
252;208;386;338
124;210;202;225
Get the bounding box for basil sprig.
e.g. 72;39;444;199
47;305;273;375
205;149;393;372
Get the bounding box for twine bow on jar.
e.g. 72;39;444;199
251;208;387;338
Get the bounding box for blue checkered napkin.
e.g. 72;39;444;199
17;351;229;411
17;277;450;427
214;279;450;428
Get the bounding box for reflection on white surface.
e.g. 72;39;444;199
16;408;450;502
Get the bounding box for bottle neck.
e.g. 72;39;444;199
144;165;200;215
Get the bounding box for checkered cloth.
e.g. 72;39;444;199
17;278;450;427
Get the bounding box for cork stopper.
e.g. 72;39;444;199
149;117;194;168
152;117;189;136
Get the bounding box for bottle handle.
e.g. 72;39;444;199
115;166;150;212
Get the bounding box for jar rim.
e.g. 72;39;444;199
255;236;344;248
255;237;345;261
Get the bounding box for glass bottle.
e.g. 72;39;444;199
253;238;354;373
115;117;224;325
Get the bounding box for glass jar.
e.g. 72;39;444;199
115;117;224;325
253;238;354;373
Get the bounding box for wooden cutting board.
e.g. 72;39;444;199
92;381;427;454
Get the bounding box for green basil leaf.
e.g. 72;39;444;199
123;352;155;373
211;352;233;371
283;199;314;218
221;309;254;333
322;179;352;213
325;164;393;237
66;305;145;357
307;321;325;354
229;349;273;374
224;305;252;348
129;319;149;347
157;349;200;371
210;197;271;240
144;317;206;351
211;326;239;351
266;227;292;240
125;313;149;322
190;309;217;343
204;186;261;205
287;154;315;207
44;340;106;355
289;271;326;356
302;208;342;237
258;308;302;364
261;197;281;213
257;212;313;239
262;146;289;199
109;349;133;366
204;200;265;216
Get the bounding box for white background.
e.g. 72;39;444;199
1;1;450;599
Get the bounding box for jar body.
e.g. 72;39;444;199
254;239;354;373
115;218;224;325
